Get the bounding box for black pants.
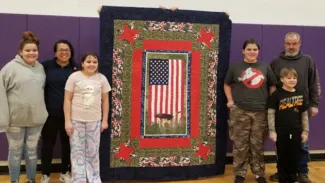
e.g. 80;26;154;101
276;128;301;183
41;115;71;175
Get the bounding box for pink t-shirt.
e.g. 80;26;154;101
65;71;111;122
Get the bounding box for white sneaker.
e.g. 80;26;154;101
41;175;50;183
59;172;72;183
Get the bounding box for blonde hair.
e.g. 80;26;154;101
280;68;298;78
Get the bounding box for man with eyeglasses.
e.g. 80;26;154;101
269;32;321;183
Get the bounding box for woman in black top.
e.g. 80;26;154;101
40;40;78;183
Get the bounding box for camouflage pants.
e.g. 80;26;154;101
228;106;267;177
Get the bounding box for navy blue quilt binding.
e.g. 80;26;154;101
99;5;232;181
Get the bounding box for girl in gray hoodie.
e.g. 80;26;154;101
0;31;48;183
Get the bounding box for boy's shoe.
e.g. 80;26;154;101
270;172;279;182
41;175;51;183
59;171;72;183
26;180;36;183
235;176;245;183
256;177;267;183
297;173;312;183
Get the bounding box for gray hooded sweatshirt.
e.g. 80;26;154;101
0;55;48;130
270;51;320;108
0;71;9;132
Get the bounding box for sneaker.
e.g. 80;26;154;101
270;172;279;182
11;181;19;183
235;176;245;183
41;175;51;183
59;172;72;183
297;173;312;183
26;180;36;183
256;177;267;183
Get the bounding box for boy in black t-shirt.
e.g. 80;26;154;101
267;68;309;183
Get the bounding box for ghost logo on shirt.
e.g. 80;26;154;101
238;67;265;89
83;85;95;107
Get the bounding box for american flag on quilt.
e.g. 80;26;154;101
148;59;185;125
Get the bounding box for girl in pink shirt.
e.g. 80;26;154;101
64;53;111;183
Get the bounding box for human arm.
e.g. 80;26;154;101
224;83;235;108
301;110;309;142
224;65;235;108
267;65;277;95
267;91;278;142
0;69;10;132
268;108;277;142
101;92;109;132
63;74;75;136
269;86;276;95
63;91;73;136
269;59;283;89
301;92;309;142
308;58;320;116
100;75;111;132
159;5;178;11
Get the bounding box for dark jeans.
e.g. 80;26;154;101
299;111;311;175
41;116;71;175
298;139;310;174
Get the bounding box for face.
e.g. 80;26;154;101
284;36;301;56
19;43;39;65
82;55;98;74
242;44;259;62
55;43;71;62
281;74;297;88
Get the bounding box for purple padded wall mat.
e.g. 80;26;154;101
27;15;80;62
0;13;325;161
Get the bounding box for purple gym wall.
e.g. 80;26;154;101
0;13;324;160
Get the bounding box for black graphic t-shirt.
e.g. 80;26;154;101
268;88;308;129
224;61;277;111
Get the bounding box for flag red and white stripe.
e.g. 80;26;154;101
147;59;185;125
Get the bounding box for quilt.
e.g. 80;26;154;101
99;6;232;181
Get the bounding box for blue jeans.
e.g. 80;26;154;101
6;126;43;182
299;140;310;174
299;112;312;175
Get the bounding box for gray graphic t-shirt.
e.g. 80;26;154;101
224;61;277;111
